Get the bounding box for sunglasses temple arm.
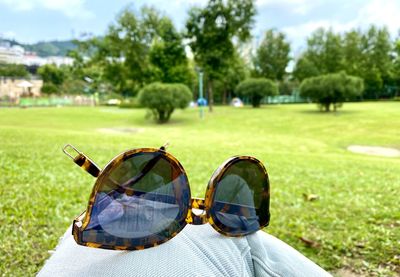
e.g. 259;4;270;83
62;144;101;178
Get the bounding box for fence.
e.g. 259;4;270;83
240;91;308;105
264;93;308;104
0;95;96;107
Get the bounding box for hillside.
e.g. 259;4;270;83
0;38;77;57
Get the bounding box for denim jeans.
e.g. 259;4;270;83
38;224;331;277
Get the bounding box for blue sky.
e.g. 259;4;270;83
1;0;400;53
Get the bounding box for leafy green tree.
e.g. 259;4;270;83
279;79;298;95
149;18;193;86
37;64;65;86
393;39;400;96
342;30;364;77
186;0;256;111
235;78;278;107
61;79;86;95
253;29;290;80
41;83;58;94
360;26;393;99
214;48;249;104
295;26;395;99
0;64;28;78
138;83;192;123
74;7;191;97
293;56;320;82
300;72;364;112
294;28;343;79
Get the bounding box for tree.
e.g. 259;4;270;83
294;26;395;100
360;26;393;99
138;83;192;123
300;72;364;112
0;64;28;78
186;0;256;111
37;64;65;86
253;29;290;80
61;79;86;95
294;28;343;80
393;38;400;95
214;48;249;104
235;78;278;107
41;83;58;94
293;56;320;82
73;6;192;97
149;18;193;87
342;30;364;77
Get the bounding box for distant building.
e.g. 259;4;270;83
0;77;43;100
0;42;24;64
0;42;73;66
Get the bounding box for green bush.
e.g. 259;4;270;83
0;64;28;78
41;83;58;94
235;78;278;107
60;79;86;95
119;97;141;109
300;72;364;112
138;83;192;123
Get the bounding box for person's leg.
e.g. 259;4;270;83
38;224;255;277
246;231;331;277
38;224;331;277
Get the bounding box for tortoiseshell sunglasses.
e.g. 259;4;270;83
63;144;270;251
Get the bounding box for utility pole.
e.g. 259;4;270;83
199;70;204;119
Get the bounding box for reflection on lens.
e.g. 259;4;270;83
81;151;190;249
210;158;269;236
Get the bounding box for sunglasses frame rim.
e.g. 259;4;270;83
205;156;270;237
72;148;270;250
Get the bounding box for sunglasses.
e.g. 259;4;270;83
63;144;270;251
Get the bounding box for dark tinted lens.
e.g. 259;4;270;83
210;158;269;236
82;151;190;249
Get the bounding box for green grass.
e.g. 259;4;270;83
0;103;399;276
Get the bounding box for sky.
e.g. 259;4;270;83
1;0;400;53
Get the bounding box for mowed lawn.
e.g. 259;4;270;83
0;102;399;276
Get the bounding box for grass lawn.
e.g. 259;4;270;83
0;102;399;276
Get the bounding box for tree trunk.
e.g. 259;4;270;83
208;79;214;112
324;103;330;112
222;84;227;105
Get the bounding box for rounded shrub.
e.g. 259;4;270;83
235;78;278;107
41;83;58;94
138;82;192;123
300;72;364;112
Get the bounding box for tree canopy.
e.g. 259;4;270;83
236;78;278;107
293;26;394;99
300;72;364;112
72;6;192;97
138;82;192;123
185;0;256;111
253;29;290;81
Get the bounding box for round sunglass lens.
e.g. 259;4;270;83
210;158;269;236
82;151;190;249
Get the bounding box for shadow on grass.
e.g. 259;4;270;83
127;115;198;127
298;109;361;115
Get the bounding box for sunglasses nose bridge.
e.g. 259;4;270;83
186;198;208;225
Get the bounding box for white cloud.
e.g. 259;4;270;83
256;0;321;15
356;0;400;35
0;0;94;19
282;0;400;52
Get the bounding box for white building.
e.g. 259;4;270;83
0;42;73;67
0;77;43;100
0;42;24;64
